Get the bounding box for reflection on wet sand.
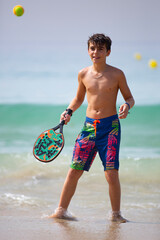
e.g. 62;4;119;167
50;217;122;240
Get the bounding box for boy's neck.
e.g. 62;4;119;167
92;62;108;73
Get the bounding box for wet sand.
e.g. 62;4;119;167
1;208;160;240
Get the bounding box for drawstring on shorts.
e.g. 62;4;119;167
93;120;100;136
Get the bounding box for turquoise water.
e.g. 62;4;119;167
0;103;160;182
0;104;160;153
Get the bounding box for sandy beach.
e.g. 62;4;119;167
0;149;160;240
1;171;160;240
1;207;160;240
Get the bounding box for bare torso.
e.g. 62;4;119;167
81;65;121;119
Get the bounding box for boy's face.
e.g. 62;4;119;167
88;42;110;63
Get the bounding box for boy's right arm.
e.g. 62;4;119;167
60;70;86;124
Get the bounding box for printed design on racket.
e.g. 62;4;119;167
33;125;64;163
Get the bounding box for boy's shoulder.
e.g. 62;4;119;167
78;65;125;81
78;66;91;79
107;64;126;81
107;64;124;75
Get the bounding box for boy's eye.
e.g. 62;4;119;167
91;47;95;51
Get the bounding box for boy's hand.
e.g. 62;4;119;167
118;103;129;119
60;110;71;125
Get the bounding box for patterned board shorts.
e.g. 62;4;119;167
71;114;121;171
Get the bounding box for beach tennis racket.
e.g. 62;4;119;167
33;120;65;163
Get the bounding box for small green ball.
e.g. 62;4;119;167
13;5;24;17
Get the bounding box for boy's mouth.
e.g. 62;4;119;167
93;57;100;59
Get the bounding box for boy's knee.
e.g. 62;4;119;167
105;169;119;185
67;168;83;181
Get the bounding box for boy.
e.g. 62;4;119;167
50;33;135;222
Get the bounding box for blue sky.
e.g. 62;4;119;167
1;0;160;47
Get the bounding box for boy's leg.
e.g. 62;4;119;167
105;169;121;211
59;168;84;209
50;117;96;219
50;168;83;219
105;169;127;223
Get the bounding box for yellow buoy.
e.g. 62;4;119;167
148;59;158;68
134;53;142;60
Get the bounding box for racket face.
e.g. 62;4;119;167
33;129;64;162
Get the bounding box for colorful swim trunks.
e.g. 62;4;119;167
71;114;121;171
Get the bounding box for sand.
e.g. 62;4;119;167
1;208;160;240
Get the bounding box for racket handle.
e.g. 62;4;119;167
60;120;65;125
60;120;65;133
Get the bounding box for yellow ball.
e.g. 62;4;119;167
13;5;24;17
148;59;158;68
134;53;142;60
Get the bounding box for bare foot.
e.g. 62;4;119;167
49;207;77;221
109;211;128;223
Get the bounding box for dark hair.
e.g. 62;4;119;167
88;33;112;51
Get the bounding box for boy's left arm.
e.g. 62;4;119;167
118;71;135;119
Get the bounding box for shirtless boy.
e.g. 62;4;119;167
50;33;135;222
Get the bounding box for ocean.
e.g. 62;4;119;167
0;43;160;239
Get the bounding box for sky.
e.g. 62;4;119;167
1;0;160;48
0;0;160;105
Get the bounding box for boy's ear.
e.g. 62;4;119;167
106;50;111;56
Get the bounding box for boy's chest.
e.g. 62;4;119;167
84;76;118;94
